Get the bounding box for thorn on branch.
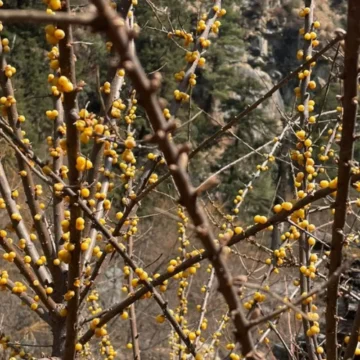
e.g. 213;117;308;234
69;108;79;121
123;60;134;72
196;225;209;238
195;175;220;196
334;28;347;38
179;142;192;152
149;72;162;92
156;129;166;140
169;164;178;173
164;119;177;133
178;152;188;170
143;129;167;143
243;349;266;360
232;275;249;286
230;308;240;321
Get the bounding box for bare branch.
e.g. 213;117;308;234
326;2;360;359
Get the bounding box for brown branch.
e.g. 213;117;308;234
90;1;257;357
0;9;96;25
52;97;65;253
268;321;297;360
56;0;81;358
326;2;360;359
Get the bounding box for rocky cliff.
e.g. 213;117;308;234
238;0;345;107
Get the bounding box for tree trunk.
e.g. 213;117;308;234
51;319;67;358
